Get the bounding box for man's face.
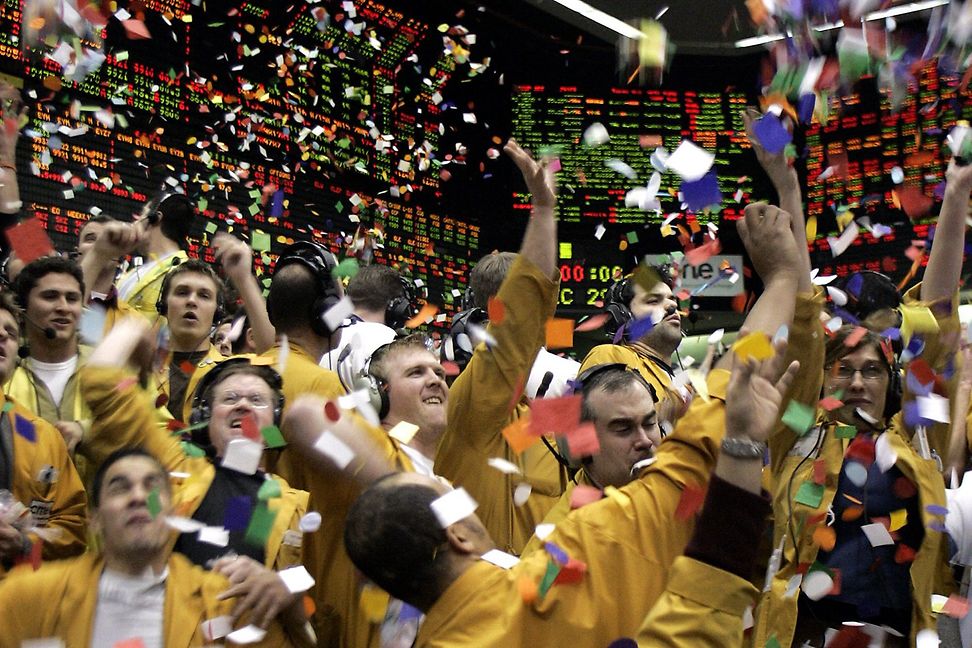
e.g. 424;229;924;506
382;347;448;438
93;455;171;560
628;281;681;354
207;372;277;456
825;344;889;428
0;308;19;382
26;273;82;345
76;221;105;262
212;322;233;356
584;381;660;488
166;272;219;348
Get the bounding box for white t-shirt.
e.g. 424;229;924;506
30;355;78;407
90;566;167;648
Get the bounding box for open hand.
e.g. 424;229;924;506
214;555;300;629
725;336;800;442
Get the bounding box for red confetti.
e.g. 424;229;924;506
155;392;169;408
818;396;843;411
892;476;917;500
812;459;827;486
323;401;340;422
179;360;195;375
565;421;600;457
894;543;917;564
487;296;506;324
553;557;587;585
4;217;54;265
824;626;870;648
573;313;612;333
942;594;971;619
240;413;261;441
569;484;603;510
442;360;461;377
674;483;707;521
843;326;868;348
530;394;581;437
167;419;185;432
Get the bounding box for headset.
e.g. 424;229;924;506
552;363;657;470
267;240;342;337
386;276;420;330
603;278;635;340
824;331;902;421
440;307;488;372
357;335;436;422
155;259;226;324
188;357;285;454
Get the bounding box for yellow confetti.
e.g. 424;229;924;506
730;331;774;362
359;585;389;624
890;508;908;532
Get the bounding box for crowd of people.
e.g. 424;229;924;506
1;77;972;648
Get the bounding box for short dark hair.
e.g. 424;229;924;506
266;263;325;333
579;365;655;422
468;252;517;310
13;255;85;309
78;213;116;234
368;333;434;384
142;193;194;245
344;475;451;606
91;447;168;507
159;259;225;318
347;265;404;313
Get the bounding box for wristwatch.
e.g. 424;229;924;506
721;436;767;459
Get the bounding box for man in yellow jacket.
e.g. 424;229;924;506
0;290;87;579
78;319;312;642
0;446;301;647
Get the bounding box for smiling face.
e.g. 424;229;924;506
381;347;449;440
584;381;660;488
165;271;219;352
628;281;681;356
25;272;82;347
93;454;171;562
207;372;277;457
825;343;890;429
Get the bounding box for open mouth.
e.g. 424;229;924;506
183;312;199;322
423;396;443;405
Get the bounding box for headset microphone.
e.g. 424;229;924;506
536;371;555;399
22;312;56;340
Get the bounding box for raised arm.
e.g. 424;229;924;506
922;159;972;303
743;108;812;294
0;82;23;216
213;232;276;353
80;220;142;300
506;139;558;279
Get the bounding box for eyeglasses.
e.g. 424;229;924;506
214;391;272;409
829;361;887;382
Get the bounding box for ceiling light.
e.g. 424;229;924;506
550;0;645;39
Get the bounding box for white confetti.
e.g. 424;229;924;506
481;548;520;569
278;565;316;594
313;431;355;470
221;438;263;475
299;511;322;533
227;624;267;644
430;487;478;528
666;140;714;181
861;522;895;547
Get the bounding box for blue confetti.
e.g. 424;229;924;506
14;414;35;442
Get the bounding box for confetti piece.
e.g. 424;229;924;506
781;401;816;436
895;186;934;221
795;482;824;508
537;559;561;599
244;503;276;547
565;422;599;457
430;487;478;528
826;223;859;257
388;421;420;444
752;113;793;154
582;122;609;147
257;478;281;501
240;414;261;442
278;565;315;594
200;616;234;642
166;516;205;533
513;482;532;506
299;511;322;533
812;525;836;551
251;231;271;252
224;496;254;531
675;484;706;520
861;522;895;547
801;569;834;601
226;624;267;644
569;485;603;509
198;526;229;547
835;424;856;439
574;313;611;332
889;508;908;532
4;217;54;264
14;415;36;442
502;416;537;454
553;557;587;585
260;425;286;449
680;170;721;211
481;548;520;569
405;302;438;328
812;459;827;485
843;326;868;347
545;318;574;350
818;396;843;411
731;331;773;362
942;594;970;619
313;431;355;469
530;394;581;437
323;296;355;332
518;575;539;604
220;438;262;475
487;457;521;474
113;639;146;648
487;296;505;324
666;140;714;181
844;461;868;487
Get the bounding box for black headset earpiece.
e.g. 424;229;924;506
268;241;341;337
386;276;419;330
155;259;226;324
604;278;633;340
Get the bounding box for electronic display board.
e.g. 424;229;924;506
0;0;484;323
510;84;756;225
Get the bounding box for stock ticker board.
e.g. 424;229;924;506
0;0;480;319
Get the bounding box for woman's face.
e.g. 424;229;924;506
824;344;890;428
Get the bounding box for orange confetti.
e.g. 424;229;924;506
404;303;438;328
674;483;707;521
812;525;836;551
502;416;538;454
42;76;62;92
573;313;611;333
487;296;506;324
841;505;864;522
518;576;539;604
545;318;574;350
569;484;603;510
303;595;316;618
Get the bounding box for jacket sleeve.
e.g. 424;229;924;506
79;365;200;475
636;557;757;647
34;418;87;563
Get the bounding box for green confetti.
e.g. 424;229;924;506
334;258;359;279
244;503;277;547
198;197;208;211
251;231;271;252
765;636;782;648
205;221;218;234
147;487;162;518
115;50;129;62
537;559;562;600
781;401;816;437
257;478;282;501
835;424;857;439
794;481;824;509
626;231;639;244
181;441;206;458
2;401;13;413
261;424;286;449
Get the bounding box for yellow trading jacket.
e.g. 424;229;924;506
153;343;227;423
580;343;679;419
117;250;189;321
0;551;296;648
520;468;598;556
0;393;86;579
413;369;728;647
436;256;570;555
754;287;955;648
79;365;306;572
637;557;758;647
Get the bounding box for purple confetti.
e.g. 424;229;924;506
752;113;792;155
14;414;35;442
627;314;656;341
224;495;254;531
681;170;722;211
797;93;815;124
544;541;569;566
926;504;949;516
